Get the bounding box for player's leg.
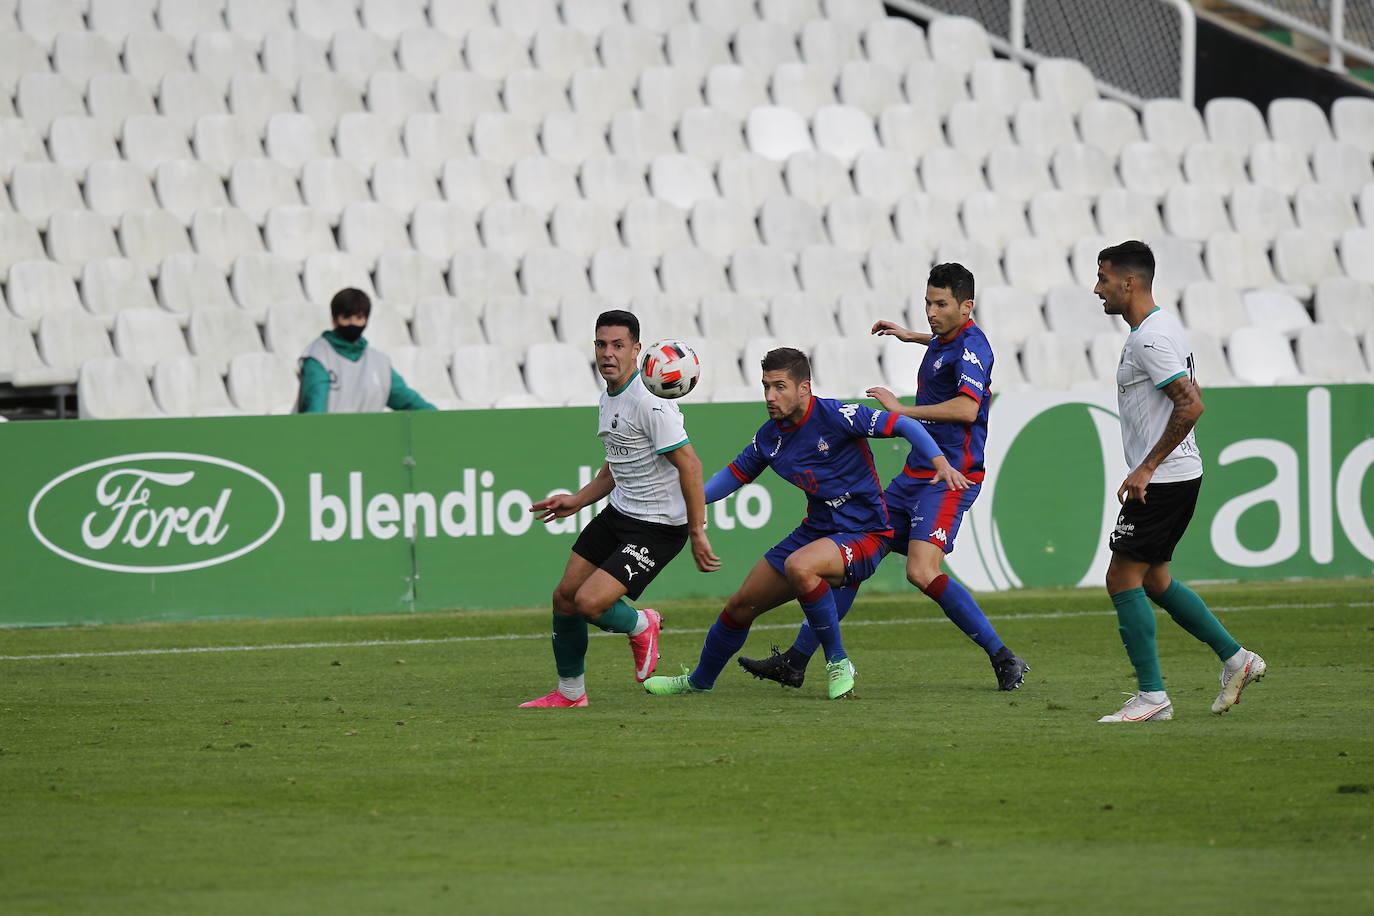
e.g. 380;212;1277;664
1139;480;1265;713
1098;546;1173;722
644;556;795;695
520;551;600;707
738;586;859;688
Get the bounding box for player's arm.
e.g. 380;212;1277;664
297;357;329;413
1118;376;1204;504
865;388;978;424
663;443;721;573
531;462;615;522
871;319;933;345
891;415;971;491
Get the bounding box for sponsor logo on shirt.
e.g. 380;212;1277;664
962;348;984;369
838;404;859;425
824;492;852;509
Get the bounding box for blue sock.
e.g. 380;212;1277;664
689;611;751;689
925;574;1005;656
799;581;847;662
786;587;857;668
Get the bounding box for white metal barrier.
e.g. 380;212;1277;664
887;0;1197;106
1222;0;1374;73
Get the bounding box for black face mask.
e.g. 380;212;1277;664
334;323;366;343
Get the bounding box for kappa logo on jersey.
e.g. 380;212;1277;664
816;437;829;454
962;348;984;369
843;543;854;564
838;403;859;425
933;527;948;543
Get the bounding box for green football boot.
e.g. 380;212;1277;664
825;657;856;699
642;668;711;696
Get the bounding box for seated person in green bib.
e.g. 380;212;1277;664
296;288;436;414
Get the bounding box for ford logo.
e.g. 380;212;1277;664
27;452;285;574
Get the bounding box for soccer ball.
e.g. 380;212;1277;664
640;340;701;399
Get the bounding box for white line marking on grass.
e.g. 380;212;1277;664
2;601;1367;662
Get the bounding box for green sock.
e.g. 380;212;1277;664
591;598;638;634
552;612;588;678
1154;579;1242;661
1111;587;1165;693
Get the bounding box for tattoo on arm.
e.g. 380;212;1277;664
1142;377;1202;470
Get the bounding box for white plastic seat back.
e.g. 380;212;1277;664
227;351;298;414
78;356;165;418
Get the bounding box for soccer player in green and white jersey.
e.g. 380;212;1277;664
1093;240;1267;723
519;310;720;708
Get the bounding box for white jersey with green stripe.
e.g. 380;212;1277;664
1115;307;1203;483
598;372;690;525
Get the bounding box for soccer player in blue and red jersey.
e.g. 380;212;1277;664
642;347;970;700
739;264;1030;691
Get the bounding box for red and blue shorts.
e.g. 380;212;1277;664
764;521;891;588
884;470;984;556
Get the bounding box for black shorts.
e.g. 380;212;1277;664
571;504;689;600
1108;476;1202;564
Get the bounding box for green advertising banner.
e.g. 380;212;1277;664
2;385;1371;626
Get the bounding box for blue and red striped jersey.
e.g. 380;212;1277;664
905;319;993;476
726;396;900;534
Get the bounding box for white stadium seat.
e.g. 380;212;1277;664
1034;58;1097;111
78;357;166;418
1020;330;1094;390
449;248;521;300
520;247;591;302
677;107;745;161
113;307;190;375
157;253;237;318
450;344;541;408
301;252;377;311
622;198;692;255
1228;183;1296;245
772;62;836;118
1267;97;1333;157
1005;238;1074;298
961;190;1029;250
190;206;266;272
970;59;1033;118
49;117;121;178
1029;191;1097;251
1315;276;1374;335
1043;284;1116;345
228;158;302;225
524;340;601;406
784;149;852;209
1242;288;1313;337
227;351;298;414
1119;142;1184;201
479;201;550;258
825;195;894;251
1142;98;1206;157
867;241;932;297
569;67;638;125
986;144;1053;204
1294;182;1358;239
510;155;581;214
549;199;621;258
690;197;763;259
648;153;718;210
608;109;679;168
1179;281;1252;340
862;17;929;73
152;354;240;416
1227;325;1307;385
1163;184;1232;243
1204;97;1270;155
876;104;944;159
730;245;800;295
1013;99;1078;158
300;158;373;224
155;159;230;226
263;302;331;357
230;253;307;320
704;64;771;121
810;337;880;398
746;106;814;162
412;296;486;354
851;148;919;208
758;194;827;251
892;192;961;251
813;104;880;165
920;146;986;200
1204;231;1284;294
1273;228;1341;293
10;162;84;231
976;286;1046;346
716;151;787;210
836;60;903;117
1313;140;1374;198
927;16;992;76
947;100;1012;163
589;247;661;301
532;25;600;80
1332;96;1374;153
48;209;122;274
1339;227;1374;284
1294;323;1373;383
799;18;863;72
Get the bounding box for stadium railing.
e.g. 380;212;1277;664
887;0;1197;105
1221;0;1374;73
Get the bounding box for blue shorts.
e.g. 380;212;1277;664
885;473;982;556
764;521;891;588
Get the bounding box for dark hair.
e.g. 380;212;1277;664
761;347;811;383
330;287;372;319
1097;240;1155;286
595;309;639;342
927;262;975;303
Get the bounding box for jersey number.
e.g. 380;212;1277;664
791;469;819;493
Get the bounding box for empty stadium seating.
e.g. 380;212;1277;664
0;3;1366;421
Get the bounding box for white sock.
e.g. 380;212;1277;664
628;610;649;637
1140;689;1169;704
558;675;585;700
1223;648;1248;671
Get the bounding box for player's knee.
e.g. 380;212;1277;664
570;590;609;620
907;567;934;591
1142;567;1171;599
781;556;819;591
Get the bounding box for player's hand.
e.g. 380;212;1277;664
1117;467;1153;504
871;319;916;342
530;493;580;522
933;464;970;491
865;386;901;411
689;530;721;573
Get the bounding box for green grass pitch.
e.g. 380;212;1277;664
2;578;1372;914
